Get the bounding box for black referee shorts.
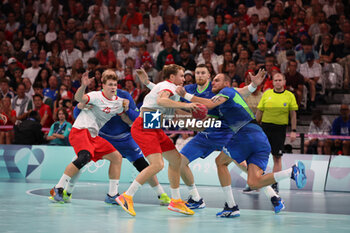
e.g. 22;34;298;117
261;122;287;157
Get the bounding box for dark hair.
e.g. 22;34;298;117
33;94;43;100
312;110;323;121
195;63;210;72
56;107;68;120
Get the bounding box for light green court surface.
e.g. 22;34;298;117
1;179;349;233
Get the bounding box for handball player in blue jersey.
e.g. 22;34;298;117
70;89;171;206
176;73;307;218
138;65;284;214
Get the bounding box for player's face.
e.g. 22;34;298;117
173;69;185;86
211;74;228;93
102;80;118;98
195;67;210;86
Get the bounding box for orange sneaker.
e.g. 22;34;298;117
116;193;136;216
168;198;195;215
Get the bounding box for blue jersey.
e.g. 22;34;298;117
217;87;255;134
99;89;139;138
183;82;218;117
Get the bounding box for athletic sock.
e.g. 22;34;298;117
262;186;279;198
108;179;119;197
222;185;236;208
187;184;201;201
170;187;181;200
153;184;165;196
56;174;71;189
65;171;81;194
273;168;292;183
125;180;141;197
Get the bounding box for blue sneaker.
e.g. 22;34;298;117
271;196;285;213
104;193;120;205
49;187;64;203
216;203;240;218
292;161;307;189
185;197;206;209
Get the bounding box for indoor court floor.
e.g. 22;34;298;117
1;179;349;233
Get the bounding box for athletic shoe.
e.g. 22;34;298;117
116;193;136;216
63;190;72;203
104;193;120;205
168;199;195;215
242;186;259;194
49;187;64;203
185;196;206;209
216;203;240;218
291;161;307;189
271;196;285;213
158;193;171;206
271;183;279;194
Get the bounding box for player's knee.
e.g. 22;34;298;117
150;159;164;172
247;178;259;190
133;157;149;172
72;150;91;169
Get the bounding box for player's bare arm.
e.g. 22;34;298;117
235;69;266;97
157;90;200;111
75;72;94;103
136;68;156;89
176;86;227;109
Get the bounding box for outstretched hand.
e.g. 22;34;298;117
176;86;187;97
135;68;150;85
122;99;130;112
81;72;94;87
249;68;267;88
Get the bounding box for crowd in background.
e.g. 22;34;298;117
0;0;349;154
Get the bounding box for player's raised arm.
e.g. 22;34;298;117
136;68;156;90
235;69;266;97
75;72;94;103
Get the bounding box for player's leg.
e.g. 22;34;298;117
102;150;123;204
62;171;81;203
215;151;240;218
116;152;164;216
163;149;194;215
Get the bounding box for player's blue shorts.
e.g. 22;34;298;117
180;130;233;162
222;123;271;171
99;132;143;162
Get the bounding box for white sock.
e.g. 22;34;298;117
222;185;236;208
125;180;141;197
65;171;81;194
262;186;279;199
273;168;292;183
170;188;181;200
152;184;165;196
187;184;201;201
108;179;119;197
56;174;71;189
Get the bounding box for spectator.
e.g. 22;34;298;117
316;34;335;64
23;78;34;98
280;49;300;73
121;2;143;32
46;108;72;146
43;75;59;101
123;75;140;103
0;78;14;99
96;40;117;69
300;52;322;108
296;38;320;64
304;110;332;155
180;4;197;34
183;70;195;85
285;59;305;107
76;40;95;69
177;47;196;72
117;37;138;69
149;4;163;39
0;96;16;144
331;104;350;155
175;132;194;151
256;73;298;193
126;24;145;49
335;32;350;89
59;38;82;72
22;55;41;84
159;0;175;17
252;38;269;66
196;5;215;32
30;81;53;110
14;110;45;145
156;36;179;71
247;0;270;21
156;14;180;41
31;94;53;128
11;83;31;122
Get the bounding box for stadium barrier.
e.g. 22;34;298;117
0;144;349;192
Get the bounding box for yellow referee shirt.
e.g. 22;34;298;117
257;89;298;125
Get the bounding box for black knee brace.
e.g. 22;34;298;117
133;157;149;172
72;150;91;169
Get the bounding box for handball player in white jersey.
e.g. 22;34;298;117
50;70;132;203
116;64;200;216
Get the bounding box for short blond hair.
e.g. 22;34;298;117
101;69;118;84
162;64;184;80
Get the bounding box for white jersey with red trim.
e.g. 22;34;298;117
73;91;124;137
141;80;180;114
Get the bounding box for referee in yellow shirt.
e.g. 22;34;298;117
256;73;298;193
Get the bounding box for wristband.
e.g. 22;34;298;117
184;93;194;101
292;129;297;132
248;83;257;93
146;83;154;89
